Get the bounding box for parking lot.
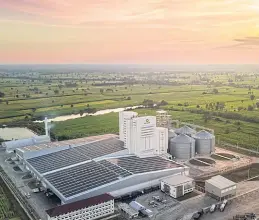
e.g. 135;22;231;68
0;151;59;220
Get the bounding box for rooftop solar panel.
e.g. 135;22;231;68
98;160;132;177
107;156;182;174
27;148;90;174
44;161;120;198
26;138;124;174
74;138;125;159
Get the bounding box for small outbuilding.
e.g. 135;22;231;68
161;175;194;198
205;175;237;200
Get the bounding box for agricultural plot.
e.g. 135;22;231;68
0;181;17;219
1;70;259;150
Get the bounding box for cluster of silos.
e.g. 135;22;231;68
168;125;215;160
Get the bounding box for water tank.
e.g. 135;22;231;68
175;125;196;136
194;130;215;154
169;134;195;159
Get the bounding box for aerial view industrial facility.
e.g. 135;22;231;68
1;108;259;220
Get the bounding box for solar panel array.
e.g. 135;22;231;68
107;156;182;174
27;148;90;173
74;138;125;159
27;138;125;174
98;160;132;177
44;161;119;198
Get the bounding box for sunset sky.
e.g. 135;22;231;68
0;0;258;64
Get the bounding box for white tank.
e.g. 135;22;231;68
194;130;215;154
169;134;195;159
175;125;196;136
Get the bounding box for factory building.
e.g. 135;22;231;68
119;111;168;157
14;132;186;204
161;174;194;198
3;117;51;153
169;134;195;159
194;130;215;155
46;193;114;220
205;175;237;200
156;110;172;129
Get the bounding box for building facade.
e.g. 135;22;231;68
161;174;194;198
205;175;237;200
46;194;114;220
156;127;169;155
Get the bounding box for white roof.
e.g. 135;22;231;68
206;175;236;189
161;174;193;186
4;135;50;149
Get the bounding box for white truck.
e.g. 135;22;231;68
220;199;228;212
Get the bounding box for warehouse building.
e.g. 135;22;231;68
46;193;114;220
205;175;237;200
15;133;186;204
161;174;194;198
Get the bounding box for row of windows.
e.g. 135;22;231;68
56;208;113;220
57;201;113;218
222;185;236;193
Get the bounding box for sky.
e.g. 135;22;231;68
0;0;259;64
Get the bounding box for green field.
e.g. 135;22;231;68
0;178;22;220
1;69;259;149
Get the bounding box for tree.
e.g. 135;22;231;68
247;105;254;111
0;91;5;98
127;96;131;100
250;94;255;101
54;89;59;94
6;101;9;105
79;110;84;116
71;104;74;108
100;89;104;94
212;88;219;94
87;104;90;107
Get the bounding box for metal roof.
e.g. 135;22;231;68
170;134;194;144
161;174;193;186
194;130;214;139
20;134;117;152
206;175;236;189
175;125;196;135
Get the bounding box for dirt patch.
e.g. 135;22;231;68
197;158;216;164
211;154;230;160
217;153;236;159
189;159;210;166
222;163;259;183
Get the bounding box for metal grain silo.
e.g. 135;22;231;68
194;130;215;154
168;129;177;139
169;134;195;159
175;125;196;136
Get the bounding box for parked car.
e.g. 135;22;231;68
210;204;216;213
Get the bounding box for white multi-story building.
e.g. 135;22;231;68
46;194;114;220
119;111;138;142
156;127;169;155
119;111;169;157
131;116;157;156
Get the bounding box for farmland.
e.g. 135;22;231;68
1;65;259;149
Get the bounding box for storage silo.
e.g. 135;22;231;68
194;130;215;154
175;125;196;136
169;134;195;159
168;130;177;139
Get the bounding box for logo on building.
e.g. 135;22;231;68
145;119;150;124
